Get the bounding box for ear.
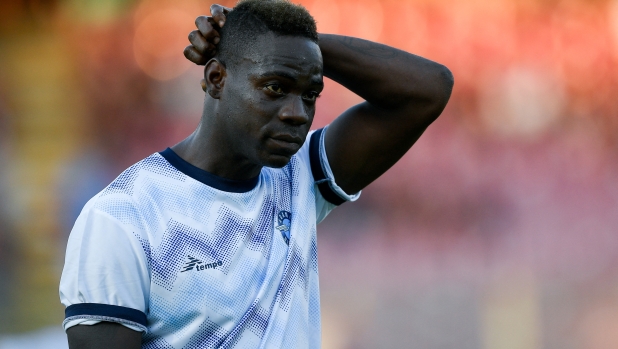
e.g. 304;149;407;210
203;59;226;99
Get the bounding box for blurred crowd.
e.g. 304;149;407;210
1;0;617;348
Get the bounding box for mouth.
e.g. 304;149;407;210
267;134;303;154
270;134;303;144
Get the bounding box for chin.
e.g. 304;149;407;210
262;154;293;168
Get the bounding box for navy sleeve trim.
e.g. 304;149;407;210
309;129;346;206
65;303;147;327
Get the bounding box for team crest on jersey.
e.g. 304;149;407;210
275;211;292;245
181;255;222;272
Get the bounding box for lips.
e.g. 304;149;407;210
270;134;303;144
267;134;303;154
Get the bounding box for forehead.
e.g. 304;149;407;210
238;32;323;77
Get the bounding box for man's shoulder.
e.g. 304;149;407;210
83;152;186;225
102;152;185;197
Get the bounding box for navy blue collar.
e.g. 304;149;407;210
159;148;260;193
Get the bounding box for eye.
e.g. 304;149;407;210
302;91;321;102
265;84;284;95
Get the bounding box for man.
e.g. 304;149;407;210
59;0;453;348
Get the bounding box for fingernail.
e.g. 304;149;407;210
219;20;224;27
214;37;220;44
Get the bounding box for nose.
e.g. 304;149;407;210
279;95;309;125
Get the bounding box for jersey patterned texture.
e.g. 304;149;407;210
59;127;359;349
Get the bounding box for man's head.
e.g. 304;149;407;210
217;0;319;68
202;0;323;170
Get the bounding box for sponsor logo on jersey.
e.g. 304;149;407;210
275;210;292;245
181;255;222;272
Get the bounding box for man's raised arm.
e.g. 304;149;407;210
318;34;453;194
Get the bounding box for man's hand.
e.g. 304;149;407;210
183;4;231;66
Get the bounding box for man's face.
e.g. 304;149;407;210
218;32;323;168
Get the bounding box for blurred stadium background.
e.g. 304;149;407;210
1;0;618;348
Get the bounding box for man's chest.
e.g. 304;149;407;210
140;195;295;345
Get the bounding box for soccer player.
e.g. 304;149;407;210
59;0;453;348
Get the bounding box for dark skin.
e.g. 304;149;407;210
172;32;324;179
66;321;141;348
67;4;453;348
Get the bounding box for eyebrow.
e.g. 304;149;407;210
257;71;324;87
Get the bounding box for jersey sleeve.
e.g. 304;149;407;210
308;127;361;223
59;199;150;333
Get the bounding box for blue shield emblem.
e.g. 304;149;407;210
275;210;291;245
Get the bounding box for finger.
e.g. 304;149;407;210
194;16;220;44
183;45;210;66
188;30;216;55
210;4;232;28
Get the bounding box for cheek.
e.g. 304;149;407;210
224;91;280;147
222;88;259;126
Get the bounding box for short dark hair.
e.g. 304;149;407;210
217;0;318;67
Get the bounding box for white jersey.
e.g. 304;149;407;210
59;128;359;349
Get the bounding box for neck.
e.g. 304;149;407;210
170;98;262;181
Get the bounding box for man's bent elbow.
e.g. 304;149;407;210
421;64;454;124
433;64;454;111
378;63;454;126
